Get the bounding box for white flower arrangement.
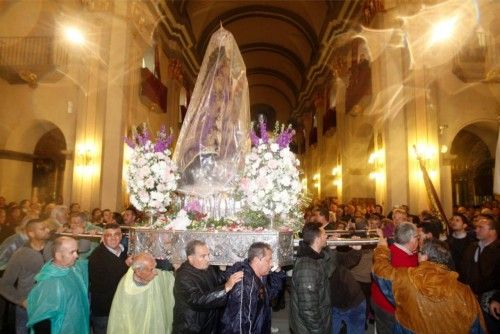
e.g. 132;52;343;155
237;120;302;221
124;125;179;215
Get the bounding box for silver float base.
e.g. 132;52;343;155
128;228;294;266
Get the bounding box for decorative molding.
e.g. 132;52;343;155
0;36;68;85
81;0;113;12
293;0;359;116
18;70;38;88
156;1;200;82
0;150;34;162
130;0;158;43
168;58;183;83
196;5;319;60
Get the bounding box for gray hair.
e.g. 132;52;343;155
421;239;453;268
50;205;67;220
132;252;155;271
394;222;417;245
247;242;272;262
185;240;206;257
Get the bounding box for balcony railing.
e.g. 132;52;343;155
0;36;69;85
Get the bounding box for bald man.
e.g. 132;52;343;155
107;253;175;334
27;236;90;334
0;219;51;334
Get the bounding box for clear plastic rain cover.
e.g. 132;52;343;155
173;27;250;197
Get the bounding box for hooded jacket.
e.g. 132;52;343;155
27;260;89;334
373;245;487;334
290;242;335;334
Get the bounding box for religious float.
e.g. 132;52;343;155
125;27;302;266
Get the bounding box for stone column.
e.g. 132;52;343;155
99;2;129;211
494;116;500;197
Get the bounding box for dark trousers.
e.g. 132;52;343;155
371;299;395;334
484;311;500;334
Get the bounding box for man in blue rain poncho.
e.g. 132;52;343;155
27;236;89;334
107;252;175;334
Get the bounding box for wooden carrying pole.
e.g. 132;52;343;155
413;145;449;234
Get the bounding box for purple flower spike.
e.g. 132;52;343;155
165;134;173;148
250;129;260;146
276;127;296;149
142;126;151;141
259;119;269;144
153;126;173;152
124;136;136;148
137;127;149;146
154;141;166;152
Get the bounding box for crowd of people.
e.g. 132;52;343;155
0;194;498;333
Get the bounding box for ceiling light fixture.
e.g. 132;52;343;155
64;26;85;45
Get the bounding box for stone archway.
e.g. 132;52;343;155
450;123;496;206
32;128;66;203
251;103;276;126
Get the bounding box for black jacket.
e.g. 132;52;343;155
172;262;228;333
290;242;336;334
330;246;364;310
88;243;128;316
461;239;500;298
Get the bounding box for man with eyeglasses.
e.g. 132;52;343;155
373;230;487;333
370;222;418;334
461;214;499;333
88;223;129;334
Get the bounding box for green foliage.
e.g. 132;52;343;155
237;209;270;229
187;217;229;230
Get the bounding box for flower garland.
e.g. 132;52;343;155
124;125;179;214
237;119;303;228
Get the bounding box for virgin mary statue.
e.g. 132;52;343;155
173;27;250;199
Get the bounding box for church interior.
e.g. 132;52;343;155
0;0;498;217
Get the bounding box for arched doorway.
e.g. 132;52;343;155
32;128;66;204
251;103;276;126
450;123;496;206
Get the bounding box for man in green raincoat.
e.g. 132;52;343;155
26;236;89;334
107;252;175;334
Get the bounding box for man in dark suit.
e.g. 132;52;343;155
88;223;129;334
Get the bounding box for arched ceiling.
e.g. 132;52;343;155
160;0;362;121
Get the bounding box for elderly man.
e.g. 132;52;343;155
373;232;487;333
0;219;51;334
107;252;175;333
370;222;418;334
220;242;286;333
43;205;67;232
173;240;243;333
27;236;89;334
88;223;129;334
290;222;333;334
67;212;101;259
